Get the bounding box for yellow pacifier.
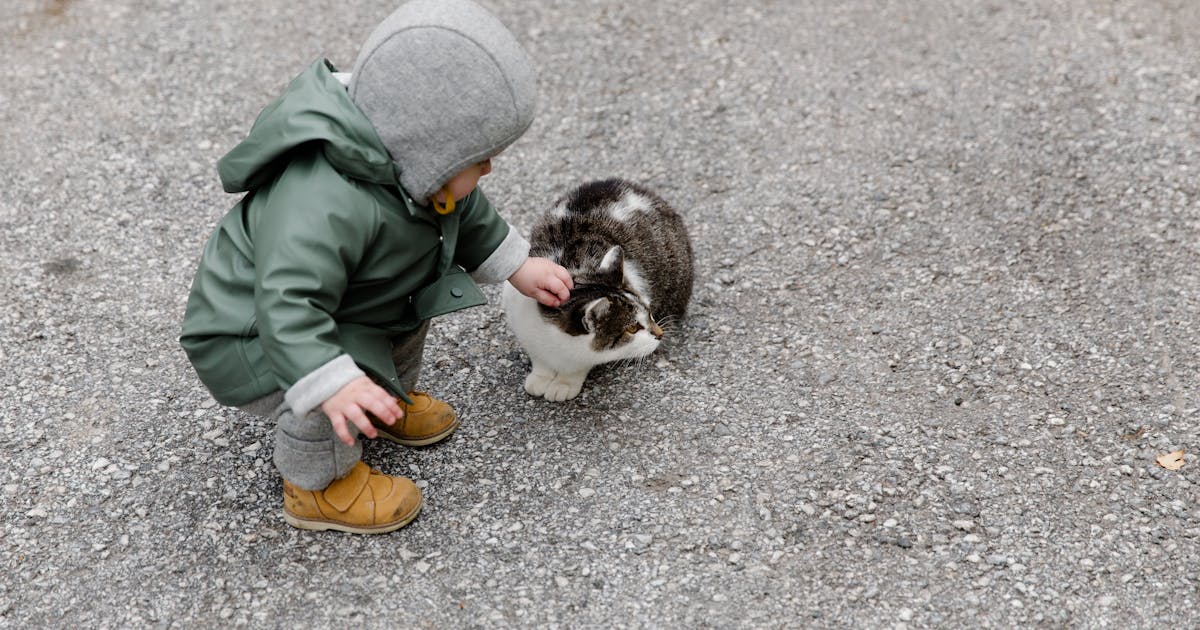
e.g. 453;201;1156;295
432;186;456;215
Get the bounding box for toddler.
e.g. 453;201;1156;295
180;0;572;534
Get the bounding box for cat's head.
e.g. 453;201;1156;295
539;246;664;358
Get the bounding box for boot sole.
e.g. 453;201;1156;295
375;417;459;447
283;498;423;535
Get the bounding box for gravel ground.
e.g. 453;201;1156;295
3;0;1199;627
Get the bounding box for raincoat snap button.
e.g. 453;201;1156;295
450;288;463;298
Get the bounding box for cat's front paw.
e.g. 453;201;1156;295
524;370;556;397
543;375;585;402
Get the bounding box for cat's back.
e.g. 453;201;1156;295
531;178;694;320
545;178;680;227
555;178;649;218
533;178;689;251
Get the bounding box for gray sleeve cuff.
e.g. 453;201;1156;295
284;354;366;417
469;225;530;284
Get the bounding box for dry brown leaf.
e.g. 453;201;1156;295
1155;450;1185;471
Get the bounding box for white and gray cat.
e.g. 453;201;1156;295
502;178;694;401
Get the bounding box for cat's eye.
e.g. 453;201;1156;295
624;324;642;335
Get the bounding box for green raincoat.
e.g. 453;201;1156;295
180;60;520;408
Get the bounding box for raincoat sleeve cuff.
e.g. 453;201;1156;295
468;225;530;285
284;354;366;417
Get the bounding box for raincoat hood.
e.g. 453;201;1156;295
217;59;397;194
348;0;537;204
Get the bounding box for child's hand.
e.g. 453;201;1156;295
509;257;574;307
319;376;404;445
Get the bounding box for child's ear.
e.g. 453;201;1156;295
582;298;611;333
597;245;624;284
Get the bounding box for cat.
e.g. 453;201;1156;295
502;178;694;401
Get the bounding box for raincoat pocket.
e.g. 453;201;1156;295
409;269;486;321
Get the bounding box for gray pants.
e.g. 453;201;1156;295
239;322;429;490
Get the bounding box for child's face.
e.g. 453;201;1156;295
435;158;494;204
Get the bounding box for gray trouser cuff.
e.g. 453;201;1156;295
272;406;362;491
239;391;360;490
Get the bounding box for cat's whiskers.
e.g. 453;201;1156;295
616;354;649;371
656;314;679;331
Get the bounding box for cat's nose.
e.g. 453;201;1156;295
649;323;664;339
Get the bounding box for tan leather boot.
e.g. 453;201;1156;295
282;461;422;534
373;391;458;447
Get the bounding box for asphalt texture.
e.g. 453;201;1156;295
3;0;1199;627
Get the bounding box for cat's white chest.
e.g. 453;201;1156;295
501;283;596;374
502;282;663;401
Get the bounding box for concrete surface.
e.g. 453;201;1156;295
2;0;1199;627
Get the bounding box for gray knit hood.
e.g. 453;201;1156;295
348;0;537;204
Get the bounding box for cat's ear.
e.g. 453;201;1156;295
598;245;624;284
582;298;611;333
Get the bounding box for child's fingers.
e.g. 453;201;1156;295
362;393;400;425
329;414;356;446
380;388;404;420
554;279;571;301
544;275;570;302
346;407;378;440
534;289;562;308
554;265;574;290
